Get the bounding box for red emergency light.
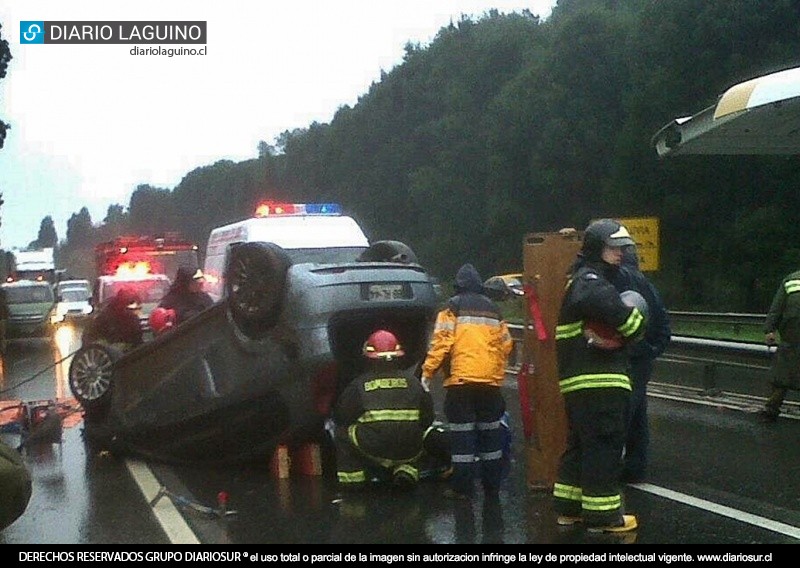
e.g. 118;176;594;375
115;261;153;278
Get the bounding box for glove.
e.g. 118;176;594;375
421;377;431;392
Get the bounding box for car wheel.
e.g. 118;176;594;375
225;242;290;332
68;342;123;412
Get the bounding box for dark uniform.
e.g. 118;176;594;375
553;219;645;531
611;246;671;482
82;288;143;348
334;367;435;489
760;270;800;420
158;266;214;325
0;438;32;531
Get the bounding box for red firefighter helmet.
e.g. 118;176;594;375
362;330;405;361
583;321;624;350
149;307;177;334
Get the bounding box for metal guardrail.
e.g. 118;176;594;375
506;322;773;395
667;311;765;326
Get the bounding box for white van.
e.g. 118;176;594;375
204;202;369;302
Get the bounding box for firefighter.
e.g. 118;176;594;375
553;219;646;534
82;286;144;348
333;330;438;492
158;265;214;325
420;263;514;500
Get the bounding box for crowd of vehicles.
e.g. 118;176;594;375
68;202;439;464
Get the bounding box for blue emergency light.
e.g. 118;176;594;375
254;202;342;217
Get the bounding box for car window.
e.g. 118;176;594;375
5;286;54;304
285;247;368;264
60;289;90;302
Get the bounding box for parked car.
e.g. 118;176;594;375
484;273;524;301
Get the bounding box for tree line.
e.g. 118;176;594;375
5;1;800;311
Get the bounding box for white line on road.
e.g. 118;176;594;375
631;483;800;540
125;459;200;545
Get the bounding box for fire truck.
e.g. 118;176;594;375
91;234;201;328
94;233;200;282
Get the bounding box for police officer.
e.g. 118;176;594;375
334;330;437;491
553;219;646;533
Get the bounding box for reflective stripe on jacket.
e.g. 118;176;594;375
556;266;645;394
422;292;513;388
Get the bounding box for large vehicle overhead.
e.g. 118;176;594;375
7;248;56;284
69;201;439;464
652;65;800;157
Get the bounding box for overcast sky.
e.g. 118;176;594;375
0;1;555;250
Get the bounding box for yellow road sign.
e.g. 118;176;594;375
616;217;660;272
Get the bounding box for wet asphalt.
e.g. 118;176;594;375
1;323;800;545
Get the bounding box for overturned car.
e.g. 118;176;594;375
68;203;439;464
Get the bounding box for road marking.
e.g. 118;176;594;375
125;459;200;544
631;483;800;540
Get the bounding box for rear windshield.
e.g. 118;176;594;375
286;247;368;264
60;289;90;302
4;286;55;304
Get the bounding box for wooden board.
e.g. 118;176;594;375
521;229;582;490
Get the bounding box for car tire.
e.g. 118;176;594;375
225;242;290;333
68;342;123;413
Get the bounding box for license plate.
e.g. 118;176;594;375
366;283;408;301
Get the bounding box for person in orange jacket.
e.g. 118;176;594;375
420;263;513;500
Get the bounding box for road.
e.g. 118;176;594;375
1;323;798;545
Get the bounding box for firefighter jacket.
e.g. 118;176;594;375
421;265;513;388
333;368;434;464
555;264;645;394
83;299;143;348
158;288;213;325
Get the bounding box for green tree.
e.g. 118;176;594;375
66;207;95;247
0;23;11;149
34;216;58;249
